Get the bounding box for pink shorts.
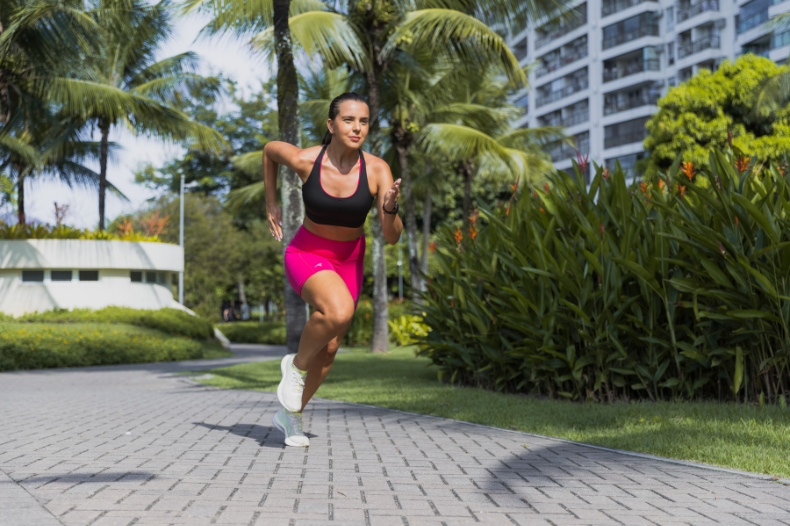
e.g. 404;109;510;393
284;226;366;308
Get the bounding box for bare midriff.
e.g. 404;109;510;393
302;217;365;242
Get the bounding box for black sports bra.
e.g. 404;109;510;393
302;145;374;228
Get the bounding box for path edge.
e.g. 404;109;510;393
179;376;790;486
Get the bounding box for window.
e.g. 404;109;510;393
51;270;72;281
668;42;675;65
79;270;99;281
146;271;156;283
22;270;44;282
130;271;143;283
666;7;674;31
668;76;677;86
514;38;528;61
158;272;167;284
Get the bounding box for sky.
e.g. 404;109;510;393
21;13;270;229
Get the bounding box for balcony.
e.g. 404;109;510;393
677;0;719;23
738;10;768;32
602;0;657;17
563;110;590;127
604;88;661;115
536;4;588;49
549;132;590;163
604;116;650;149
535;37;588;78
536;78;590;107
603;58;660;82
602;24;660;49
677;35;720;58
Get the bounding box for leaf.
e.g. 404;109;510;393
733;346;744;395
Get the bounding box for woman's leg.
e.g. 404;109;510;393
292;270;355;372
300;329;347;411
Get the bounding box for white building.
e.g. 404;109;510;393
508;0;790;181
0;240;183;317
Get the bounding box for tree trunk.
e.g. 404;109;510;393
370;207;389;352
365;64;390;352
236;279;247;304
462;162;473;225
396;139;421;301
16;166;24;225
98;119;110;230
420;188;432;280
274;0;308;352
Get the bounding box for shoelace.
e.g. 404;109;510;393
290;367;305;392
286;412;303;434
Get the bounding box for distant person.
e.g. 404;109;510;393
264;92;402;447
221;301;230;323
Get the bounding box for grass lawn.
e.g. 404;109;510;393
195;346;790;478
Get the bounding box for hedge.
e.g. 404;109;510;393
18;307;215;340
0;323;203;370
0;223;163;242
418;150;790;404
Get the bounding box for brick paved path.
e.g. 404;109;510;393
2;348;790;526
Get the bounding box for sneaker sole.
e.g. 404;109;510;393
272;413;309;448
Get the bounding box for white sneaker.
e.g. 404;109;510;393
277;354;306;413
272;408;310;447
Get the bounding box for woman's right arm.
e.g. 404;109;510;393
263;141;306;241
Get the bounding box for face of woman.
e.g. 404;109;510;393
328;101;369;149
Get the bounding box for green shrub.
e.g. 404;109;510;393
345;299;412;346
18;307;214;340
0;223;164;242
0;323;202;371
419;149;790;403
218;321;286;345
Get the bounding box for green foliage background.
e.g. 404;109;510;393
645;55;790;174
419;150;790;404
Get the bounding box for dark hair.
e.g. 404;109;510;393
322;92;368;145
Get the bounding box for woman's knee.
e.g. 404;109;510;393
322;300;355;331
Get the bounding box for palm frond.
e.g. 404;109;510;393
232;150;264;177
225;180;265;211
382;9;527;86
251;11;369;70
418;123;516;169
46;78;227;153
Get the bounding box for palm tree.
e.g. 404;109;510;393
248;0;555;351
74;0;224;230
0;114;123;224
419;68;564;224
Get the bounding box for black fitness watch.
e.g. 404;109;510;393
383;202;399;215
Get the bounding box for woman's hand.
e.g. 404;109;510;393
383;178;401;212
268;204;283;241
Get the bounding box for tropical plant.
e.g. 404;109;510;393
70;0;224;230
419;148;790;404
645;55;790;175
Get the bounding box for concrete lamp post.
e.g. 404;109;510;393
178;175;200;305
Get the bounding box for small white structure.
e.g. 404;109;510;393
0;239;184;317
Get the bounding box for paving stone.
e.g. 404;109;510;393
2;345;790;526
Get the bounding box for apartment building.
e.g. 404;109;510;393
508;0;790;182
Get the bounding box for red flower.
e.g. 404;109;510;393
681;162;694;181
469;225;477;240
735;217;740;227
575;151;589;173
544;183;550;195
640;182;648;194
539;207;546;214
735;155;751;174
453;228;463;243
603;168;611;180
469;209;478;225
429;241;436;253
659;179;665;190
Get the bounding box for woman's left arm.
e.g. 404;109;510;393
375;162;403;245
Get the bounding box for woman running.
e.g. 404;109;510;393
263;92;403;447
